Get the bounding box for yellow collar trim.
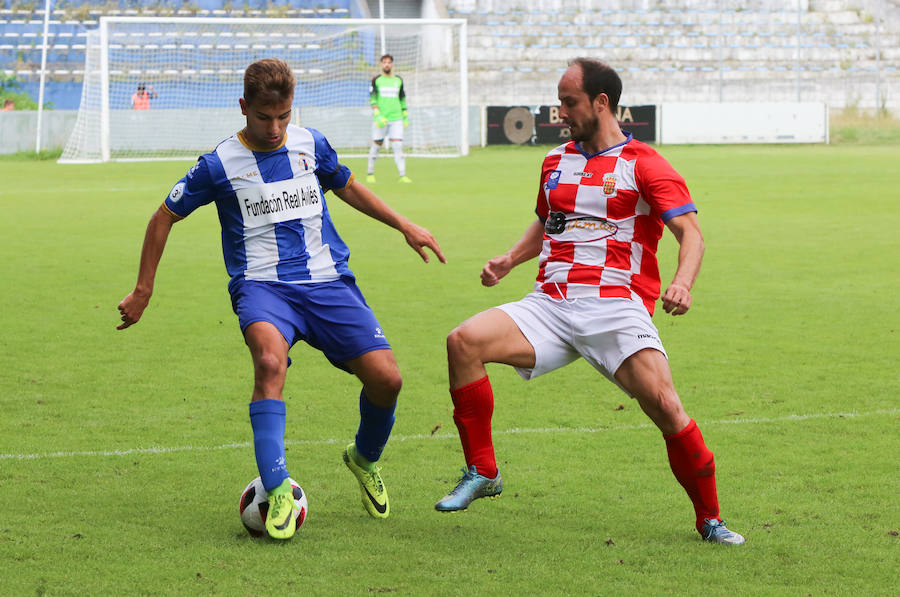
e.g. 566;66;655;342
237;129;287;152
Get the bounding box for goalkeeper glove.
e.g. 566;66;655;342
402;110;409;128
373;109;387;128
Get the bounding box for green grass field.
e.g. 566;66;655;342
0;143;898;596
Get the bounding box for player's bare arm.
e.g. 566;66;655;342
481;218;545;287
660;211;705;316
117;206;178;330
333;179;446;264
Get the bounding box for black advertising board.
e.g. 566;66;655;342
488;105;657;145
486;106;536;144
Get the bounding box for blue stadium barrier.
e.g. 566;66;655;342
19;80;82;109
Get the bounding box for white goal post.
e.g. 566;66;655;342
60;17;468;163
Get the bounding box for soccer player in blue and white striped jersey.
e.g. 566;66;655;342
117;58;445;539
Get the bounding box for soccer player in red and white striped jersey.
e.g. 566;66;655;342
434;58;745;545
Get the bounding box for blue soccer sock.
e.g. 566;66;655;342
354;391;396;467
249;399;289;492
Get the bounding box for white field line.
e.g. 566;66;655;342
1;408;896;462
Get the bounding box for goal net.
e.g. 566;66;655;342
60;17;468;163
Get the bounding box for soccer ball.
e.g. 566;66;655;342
239;476;308;537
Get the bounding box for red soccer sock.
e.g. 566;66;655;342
450;376;498;479
663;419;721;533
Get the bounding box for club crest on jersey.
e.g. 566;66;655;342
545;170;561;190
299;153;310;171
602;173;617;197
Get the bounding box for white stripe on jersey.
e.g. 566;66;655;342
285;129;338;280
598;266;632;286
630;242;644;276
216;137;281;281
573;242;607;270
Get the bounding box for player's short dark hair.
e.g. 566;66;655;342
380;54;393;61
244;58;295;106
569;58;622;111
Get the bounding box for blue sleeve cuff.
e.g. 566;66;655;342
661;202;697;223
324;164;352;191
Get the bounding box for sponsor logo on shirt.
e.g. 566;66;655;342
230;170;259;182
545;170;561;190
236;173;323;227
574;171;593;178
567;218;617;235
374;327;386;339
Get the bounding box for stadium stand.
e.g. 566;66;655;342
0;0;898;110
0;0;362;108
451;0;900;109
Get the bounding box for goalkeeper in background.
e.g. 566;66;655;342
367;54;411;183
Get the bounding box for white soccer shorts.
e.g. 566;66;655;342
372;119;404;142
495;293;668;389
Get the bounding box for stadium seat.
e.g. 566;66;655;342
4;0;898;114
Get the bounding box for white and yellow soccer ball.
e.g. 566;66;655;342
239;476;308;537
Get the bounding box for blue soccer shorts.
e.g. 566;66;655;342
229;276;391;370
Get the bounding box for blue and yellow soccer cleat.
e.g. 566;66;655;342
700;518;746;545
435;465;503;512
342;443;390;519
398;175;412;183
265;480;298;540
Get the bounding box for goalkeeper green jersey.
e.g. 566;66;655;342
369;74;407;122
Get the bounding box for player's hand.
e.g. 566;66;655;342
402;222;446;264
661;283;692;315
117;290;151;330
402;110;409;128
481;255;513;287
375;115;387;128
